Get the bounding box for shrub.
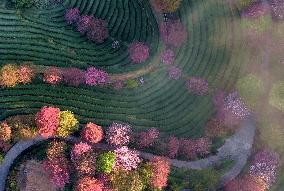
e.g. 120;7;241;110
35;106;60;138
225;175;267;191
110;168;144;191
0;64;19;88
76;177;103;191
269;81;284;112
18;64;35;84
43;67;62;85
204;118;227;138
160;49;175;65
150;156;170;190
185;77;209;96
0;140;11;152
136;128;159;148
241;1;270;18
81;122;104;144
85;67;109;86
65;8;81;25
57;110;79;137
14;127;37;141
167;136;180;158
270;0;284;20
125;79;139;89
61;67;85;87
74;152;96;176
86;18;109;43
44;157;70;189
168;66;182;80
0;122;12;142
160;20;187;47
224;91;251;119
47;140;67;160
128;42;150;64
96;151;116;174
151;0;182;13
236;74;264;109
114;146;142;171
71;142;92;161
106;122;132;146
249;149;281;187
76;15;94;34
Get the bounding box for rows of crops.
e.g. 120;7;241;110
0;0;246;137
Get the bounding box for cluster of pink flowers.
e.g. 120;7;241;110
18;65;35;84
136;128;160;148
71;142;92;161
65;8;109;43
168;66;182;80
249;149;281;188
43;67;62;85
185;77;209;96
35;106;60;138
114;146;142;171
106;122;132;146
44;158;70;189
167;136;180;158
62;67;86;87
224;91;251;119
76;176;103;191
160;49;175;65
159;20;187;48
128;42;150;64
241;1;270;18
150;156;170;190
270;0;284;20
85;67;109;86
65;8;80;25
179;138;212;160
81;122;104;144
113;80;124;89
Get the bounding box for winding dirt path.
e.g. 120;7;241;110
0;116;256;191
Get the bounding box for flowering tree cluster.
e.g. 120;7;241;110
81;122;104;144
35;106;79;138
159;20;187;48
160;49;175;65
149;156;170;189
241;1;270;18
114;146;142;171
0;122;11;143
62;67;85;87
85;67;109;86
179;138;212;160
225;175;267;191
185;77;209;96
70;142;92;161
35;106;61;138
44;141;70;189
76;176;103;191
150;0;182;13
213;90;250;127
57;110;79;137
71;142;96;176
168;66;182;80
65;8;109;43
270;0;284;20
96;151;116;174
167;136;180;158
0;64;35;88
135;128;160;148
43;67;62;85
249;149;281;188
128;42;150;64
106;122;132;146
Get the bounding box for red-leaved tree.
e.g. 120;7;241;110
81;122;104;144
150;156;171;190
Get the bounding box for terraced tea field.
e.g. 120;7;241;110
0;0;246;137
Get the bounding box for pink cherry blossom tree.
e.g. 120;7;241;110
128;42;150;64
